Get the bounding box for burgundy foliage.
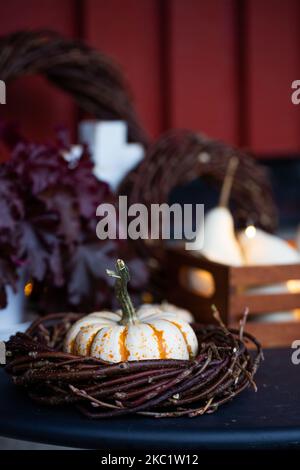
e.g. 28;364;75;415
0;123;147;313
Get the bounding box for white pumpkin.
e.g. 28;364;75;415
64;260;198;363
138;302;195;324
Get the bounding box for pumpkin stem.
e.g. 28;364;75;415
219;156;239;208
106;259;137;325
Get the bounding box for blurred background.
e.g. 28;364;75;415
1;0;300;233
0;0;299;152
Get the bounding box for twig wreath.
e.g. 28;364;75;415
119;129;277;238
0;30;148;146
4;261;263;418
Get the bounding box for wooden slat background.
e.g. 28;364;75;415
1;0;300;154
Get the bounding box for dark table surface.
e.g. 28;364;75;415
0;348;300;450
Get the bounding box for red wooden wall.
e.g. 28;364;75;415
1;0;300;154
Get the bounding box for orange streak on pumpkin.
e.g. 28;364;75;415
149;326;167;359
85;330;101;356
70;339;76;355
119;327;130;361
169;321;192;358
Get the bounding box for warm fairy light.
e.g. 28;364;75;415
186;268;215;298
293;309;300;320
286;280;300;293
286;280;300;320
141;291;153;303
245;225;257;239
24;282;33;297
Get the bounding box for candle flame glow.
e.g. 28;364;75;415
287;280;300;293
245;225;256;239
286;280;300;320
24;282;33;297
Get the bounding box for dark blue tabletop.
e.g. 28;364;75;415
0;349;300;450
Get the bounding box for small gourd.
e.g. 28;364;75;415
64;259;198;363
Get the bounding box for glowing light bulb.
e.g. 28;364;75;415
142;292;153;304
24;282;33;297
245;225;256;239
287;280;300;293
286;280;300;320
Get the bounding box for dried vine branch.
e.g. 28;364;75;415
0;30;148;146
119;129;277;236
4;310;262;418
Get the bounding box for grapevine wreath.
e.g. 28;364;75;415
119;129;277;242
0;30;147;146
4;260;263;419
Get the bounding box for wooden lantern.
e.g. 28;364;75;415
166;246;300;348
